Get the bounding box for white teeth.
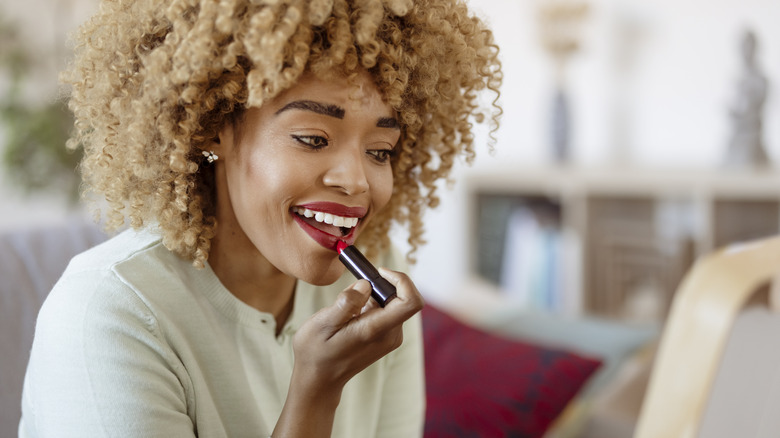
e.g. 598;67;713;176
293;207;359;228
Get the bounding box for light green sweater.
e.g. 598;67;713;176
19;229;424;437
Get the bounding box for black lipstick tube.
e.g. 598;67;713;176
338;244;397;307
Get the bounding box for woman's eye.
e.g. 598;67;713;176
292;135;329;149
367;149;394;163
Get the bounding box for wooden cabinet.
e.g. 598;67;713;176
466;166;780;322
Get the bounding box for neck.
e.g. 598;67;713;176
208;226;297;332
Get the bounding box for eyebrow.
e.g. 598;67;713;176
276;99;400;129
276;100;345;119
376;116;400;129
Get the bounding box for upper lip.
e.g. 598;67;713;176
294;202;367;218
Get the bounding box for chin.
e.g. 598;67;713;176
296;260;346;286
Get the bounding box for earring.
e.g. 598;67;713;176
202;150;219;163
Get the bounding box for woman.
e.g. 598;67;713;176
19;0;502;437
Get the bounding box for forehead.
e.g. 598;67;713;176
267;70;393;114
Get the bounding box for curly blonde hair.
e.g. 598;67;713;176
63;0;502;267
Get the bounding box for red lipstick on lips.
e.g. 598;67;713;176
337;241;397;307
291;202;366;251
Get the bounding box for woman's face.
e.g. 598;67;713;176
213;70;399;285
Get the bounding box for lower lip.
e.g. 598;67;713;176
291;213;357;251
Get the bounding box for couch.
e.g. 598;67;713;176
0;218;657;438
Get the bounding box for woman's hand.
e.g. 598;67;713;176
272;269;424;438
296;268;424;389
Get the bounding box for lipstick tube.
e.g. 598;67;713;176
337;242;397;307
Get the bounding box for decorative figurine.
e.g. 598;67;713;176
538;0;589;163
725;29;770;168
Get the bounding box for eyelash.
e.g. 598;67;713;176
291;135;395;164
292;134;329;150
367;149;394;163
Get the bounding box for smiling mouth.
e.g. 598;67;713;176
291;206;360;237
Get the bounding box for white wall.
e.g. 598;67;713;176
405;0;780;302
459;0;780;167
2;0;779;304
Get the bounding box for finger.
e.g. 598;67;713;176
333;279;372;323
350;269;423;327
360;296;380;315
377;268;425;310
305;279;372;340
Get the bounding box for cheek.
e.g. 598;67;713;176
228;147;292;219
371;168;394;210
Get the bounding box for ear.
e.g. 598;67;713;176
208;121;235;157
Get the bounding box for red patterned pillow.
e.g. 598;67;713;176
422;304;602;438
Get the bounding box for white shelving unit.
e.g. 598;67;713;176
466;165;780;321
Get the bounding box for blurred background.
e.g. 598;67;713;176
1;0;779;435
0;0;95;229
405;0;780;320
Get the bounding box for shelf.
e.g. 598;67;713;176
467;165;780;322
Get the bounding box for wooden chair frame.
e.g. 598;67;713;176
635;235;780;438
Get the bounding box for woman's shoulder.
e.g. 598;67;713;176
66;228;163;273
41;229;166;318
43;228;193;326
61;227;199;296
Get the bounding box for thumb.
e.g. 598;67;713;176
325;279;373;328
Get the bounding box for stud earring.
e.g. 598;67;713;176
202;150;219;163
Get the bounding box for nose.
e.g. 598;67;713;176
321;148;370;195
